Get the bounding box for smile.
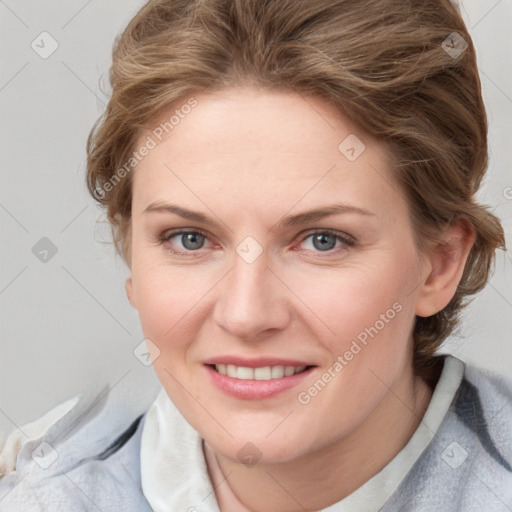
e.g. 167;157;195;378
204;359;316;400
214;364;307;380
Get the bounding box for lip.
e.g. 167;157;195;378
204;360;316;400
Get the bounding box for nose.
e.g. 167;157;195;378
212;250;290;341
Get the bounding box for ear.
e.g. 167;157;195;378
415;220;475;317
125;276;137;309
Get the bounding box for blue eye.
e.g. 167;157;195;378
299;230;353;253
159;229;210;254
177;232;206;251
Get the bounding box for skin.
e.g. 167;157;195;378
125;86;474;512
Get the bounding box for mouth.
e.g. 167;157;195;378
210;364;310;380
203;359;316;400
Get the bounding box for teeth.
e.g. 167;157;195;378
254;367;272;380
284;366;295;377
271;365;284;379
214;364;307;380
237;366;254;379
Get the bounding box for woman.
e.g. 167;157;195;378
1;0;510;510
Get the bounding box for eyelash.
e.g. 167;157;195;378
157;228;355;257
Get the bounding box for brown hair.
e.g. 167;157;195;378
86;0;505;373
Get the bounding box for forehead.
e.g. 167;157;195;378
132;87;402;216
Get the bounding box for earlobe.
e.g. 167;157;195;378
125;277;136;308
415;221;475;318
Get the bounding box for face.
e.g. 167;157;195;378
126;87;429;464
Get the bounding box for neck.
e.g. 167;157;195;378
210;361;434;512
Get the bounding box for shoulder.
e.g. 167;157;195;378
455;360;512;468
384;355;512;511
0;386;153;511
426;355;512;451
0;395;79;477
440;360;512;509
461;359;512;408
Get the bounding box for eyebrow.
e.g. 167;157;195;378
143;201;375;229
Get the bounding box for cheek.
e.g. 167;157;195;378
132;266;203;404
298;258;418;405
346;271;417;371
130;258;196;342
296;260;414;342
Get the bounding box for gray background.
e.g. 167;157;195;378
0;0;511;434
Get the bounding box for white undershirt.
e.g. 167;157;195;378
140;355;465;512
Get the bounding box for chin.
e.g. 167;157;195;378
204;412;333;464
212;434;312;466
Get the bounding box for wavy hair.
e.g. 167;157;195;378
86;0;506;373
